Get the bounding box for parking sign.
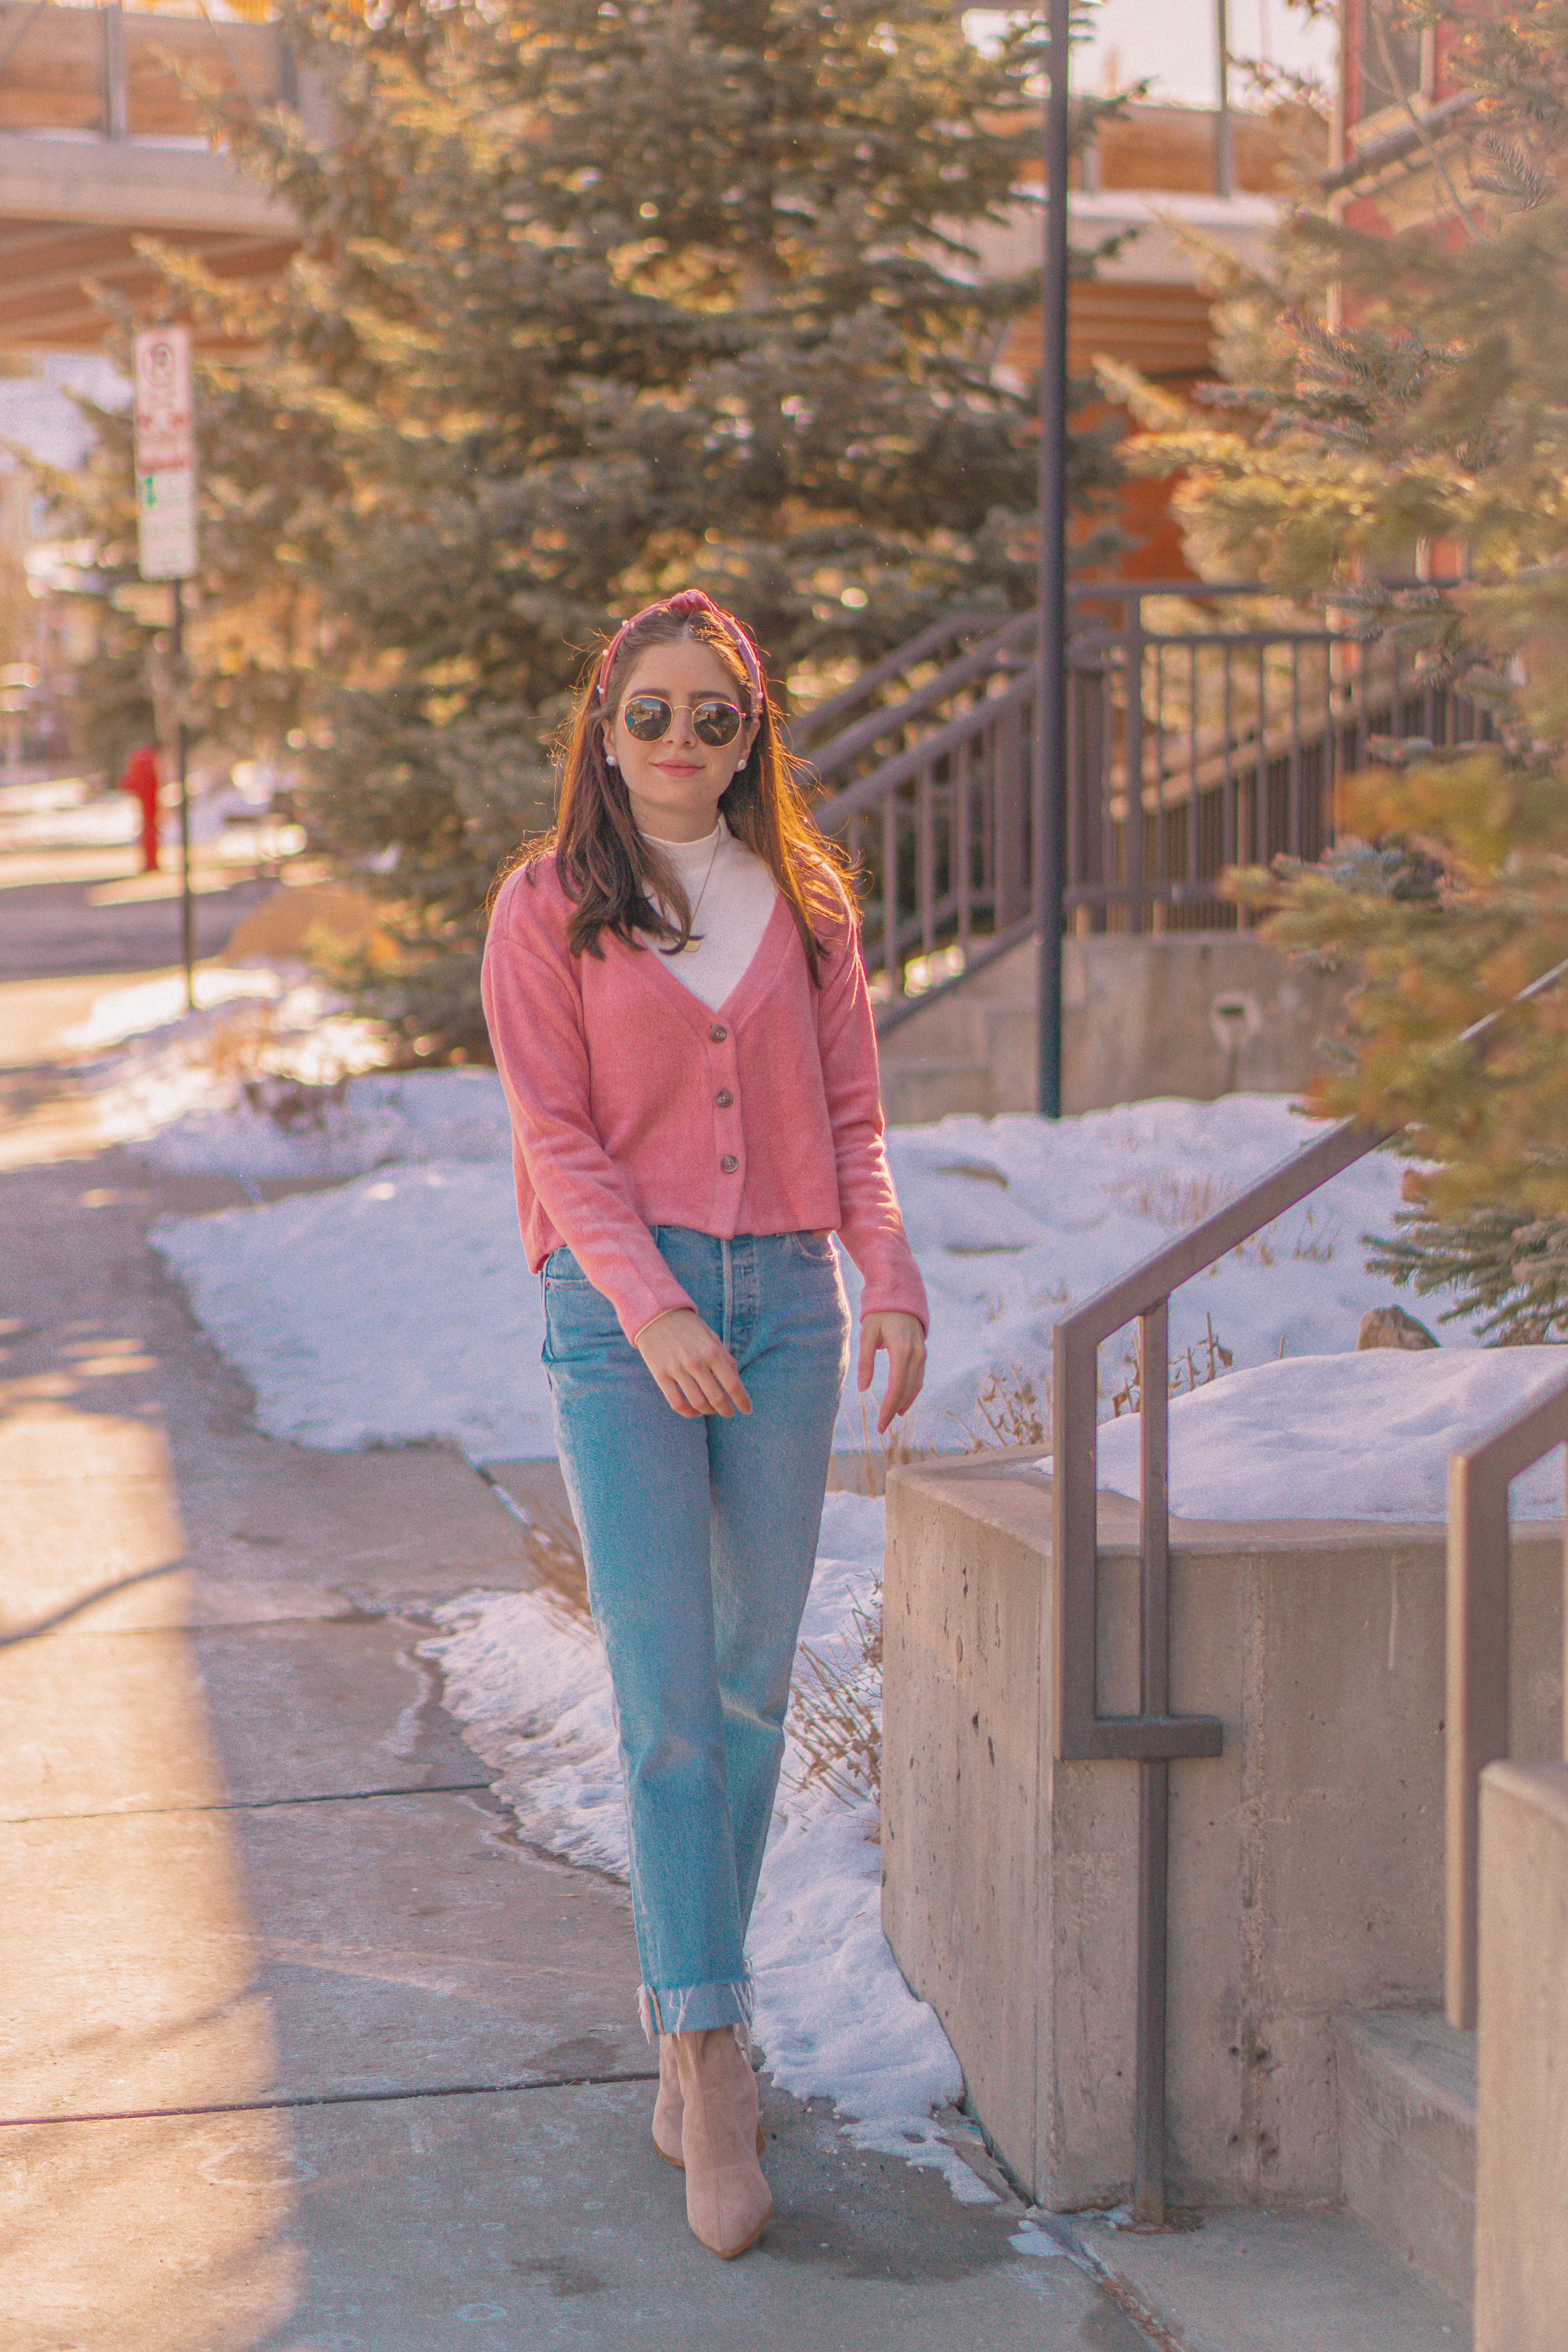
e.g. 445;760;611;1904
134;327;197;580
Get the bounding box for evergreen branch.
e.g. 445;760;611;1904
1369;4;1483;242
1470;131;1553;210
1364;1205;1568;1342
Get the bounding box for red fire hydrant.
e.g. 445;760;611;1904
120;744;161;873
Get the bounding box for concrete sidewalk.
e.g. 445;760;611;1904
0;990;1133;2349
0;862;1471;2350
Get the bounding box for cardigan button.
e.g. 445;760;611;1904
709;1024;727;1043
720;1154;739;1173
715;1088;734;1107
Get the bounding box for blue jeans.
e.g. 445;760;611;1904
543;1226;851;2036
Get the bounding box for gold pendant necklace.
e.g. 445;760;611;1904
680;828;722;951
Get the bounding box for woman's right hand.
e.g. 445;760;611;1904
634;1308;752;1419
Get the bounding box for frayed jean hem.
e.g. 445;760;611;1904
638;1971;754;2042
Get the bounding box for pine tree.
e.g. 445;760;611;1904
32;395;158;780
47;0;1123;1054
1111;0;1568;1341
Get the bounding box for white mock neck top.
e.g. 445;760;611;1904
641;820;780;1012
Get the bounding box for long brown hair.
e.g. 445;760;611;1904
490;597;852;984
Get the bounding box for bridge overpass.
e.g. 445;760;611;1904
0;0;307;347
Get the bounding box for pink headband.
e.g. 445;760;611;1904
594;588;764;709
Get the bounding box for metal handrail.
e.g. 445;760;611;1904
806;613;1035;788
1051;1116;1385;2227
800;582;1321;784
873;915;1038;1040
1051;947;1568;2225
1445;1376;1568;2030
789;606;1013;753
812;668;1034;829
803;579;1488;1012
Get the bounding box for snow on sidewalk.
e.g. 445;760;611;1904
134;1050;1567;2195
64;964;430;1171
150;1086;1461;1460
421;1491;985;2200
157;1161;556;1456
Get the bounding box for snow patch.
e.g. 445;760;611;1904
421;1494;966;2148
154;1163;553;1457
1091;1348;1568;1522
149;1087;1477;1465
138;1053;1568;2204
63;965;285;1050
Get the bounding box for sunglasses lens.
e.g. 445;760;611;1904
693;701;742;746
619;697;744;746
622;695;671;741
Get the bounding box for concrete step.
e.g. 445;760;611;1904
1067;2202;1471;2352
1335;2007;1477;2310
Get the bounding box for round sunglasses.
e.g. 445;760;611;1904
619;693;744;747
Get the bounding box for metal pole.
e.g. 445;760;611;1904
1214;0;1234;196
1036;0;1070;1119
1135;1760;1170;2220
172;582;194;1009
103;0;128;141
1136;1299;1172;2225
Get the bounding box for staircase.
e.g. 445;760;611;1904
800;584;1498;1122
1336;2010;1477;2310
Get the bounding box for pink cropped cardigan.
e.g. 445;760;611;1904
481;857;929;1345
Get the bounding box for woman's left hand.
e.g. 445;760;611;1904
858;1310;926;1437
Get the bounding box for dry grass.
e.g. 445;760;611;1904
240;1072;351;1130
1107;1168;1236;1230
791;1364;1055;1820
786;1590;883;1815
953;1363;1050;1452
1110;1312;1233;1418
186;1004;354;1131
831;1393;936;1497
1229;1205;1341;1269
1106;1163;1341;1270
187;998;389;1124
1107;1166;1341;1270
194;1003;288;1083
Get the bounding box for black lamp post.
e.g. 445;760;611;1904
1036;0;1071;1118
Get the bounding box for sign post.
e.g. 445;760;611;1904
133;326;198;1009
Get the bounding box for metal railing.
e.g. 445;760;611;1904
1445;1376;1568;2031
1050;1115;1381;2227
788;605;1024;766
804;582;1492;1027
1049;951;1568;2224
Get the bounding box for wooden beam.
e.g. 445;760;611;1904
0;1;285;138
0;224;296;346
0;131;296;234
1004;281;1216;381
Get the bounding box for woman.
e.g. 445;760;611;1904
481;588;927;2260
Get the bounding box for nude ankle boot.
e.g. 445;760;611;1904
652;2028;765;2169
652;2032;684;2167
671;2027;773;2258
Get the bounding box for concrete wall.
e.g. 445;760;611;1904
881;1453;1564;2210
1474;1760;1568;2352
877;933;1353;1123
